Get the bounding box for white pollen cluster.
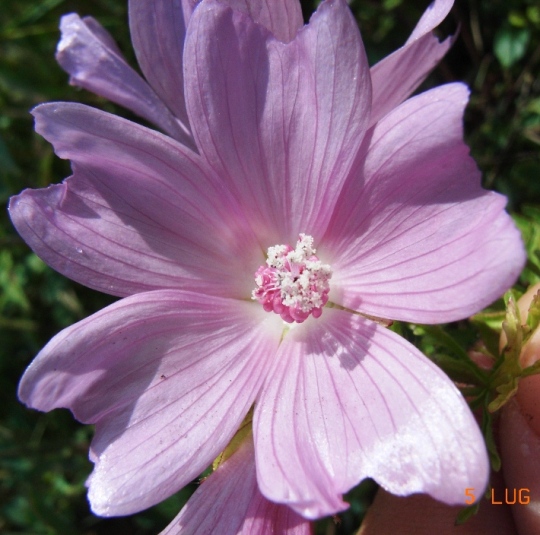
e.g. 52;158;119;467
252;234;332;323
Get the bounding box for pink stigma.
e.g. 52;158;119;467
252;234;332;323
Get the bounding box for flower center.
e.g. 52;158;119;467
252;234;332;323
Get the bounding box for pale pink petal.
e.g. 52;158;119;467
162;438;312;534
254;308;489;519
81;16;123;54
128;0;302;143
323;83;525;323
370;0;455;125
225;0;303;42
9;103;261;298
19;291;283;515
406;0;454;42
56;14;193;147
241;477;313;534
185;0;371;243
128;0;194;135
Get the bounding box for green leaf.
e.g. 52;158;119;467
471;309;507;358
527;6;540;25
482;404;501;471
471;309;507;332
527;97;540;116
3;0;66;29
411;325;488;386
509;11;527;28
486;289;540;413
0;250;30;312
455;502;480;525
0;134;18;175
513;209;540;285
494;26;531;68
525;290;540;336
212;408;253;471
488;294;523;411
382;0;402;10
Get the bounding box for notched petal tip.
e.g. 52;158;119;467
406;0;455;44
8;183;65;250
329;81;524;324
56;13;79;54
31;102;75;153
20;292;280;516
53;13;194;145
370;0;456;125
255;310;489;517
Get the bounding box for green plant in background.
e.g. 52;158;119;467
1;0;539;533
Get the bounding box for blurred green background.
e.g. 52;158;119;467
1;0;539;533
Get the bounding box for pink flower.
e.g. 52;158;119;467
9;0;525;525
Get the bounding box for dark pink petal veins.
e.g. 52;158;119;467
325;83;525;323
254;308;489;518
9;103;261;299
184;0;371;244
19;291;282;515
162;437;312;534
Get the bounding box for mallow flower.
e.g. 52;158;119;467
9;0;526;524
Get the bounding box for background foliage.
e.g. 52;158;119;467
1;0;539;533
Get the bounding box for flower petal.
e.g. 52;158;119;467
56;14;193;146
185;0;371;243
325;83;525;323
128;0;303;143
19;291;282;515
128;0;194;136
370;0;455;125
9;103;261;298
225;0;303;43
254;308;489;519
162;436;311;534
406;0;453;42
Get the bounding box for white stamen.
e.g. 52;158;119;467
252;234;332;323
